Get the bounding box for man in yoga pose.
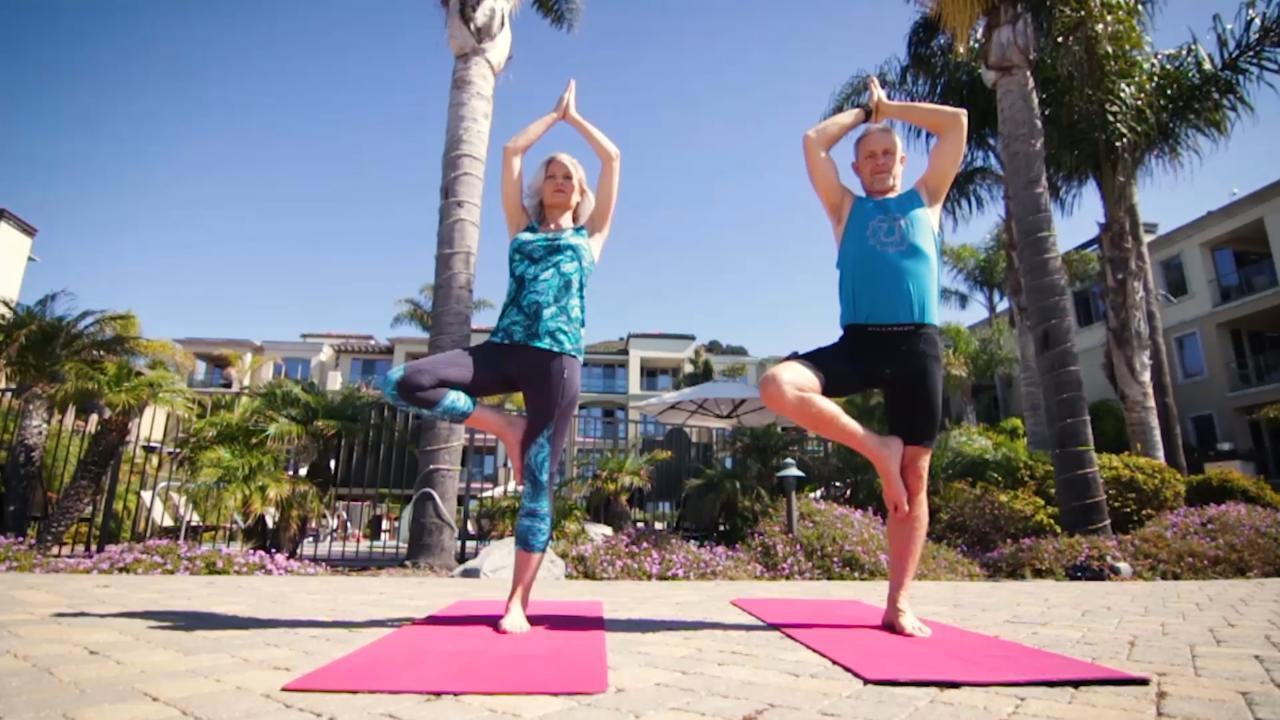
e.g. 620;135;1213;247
382;79;619;634
758;76;966;637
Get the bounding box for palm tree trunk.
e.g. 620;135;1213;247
1002;215;1053;451
36;412;132;551
2;390;51;537
985;4;1110;535
1097;163;1164;463
407;42;499;570
1127;191;1187;473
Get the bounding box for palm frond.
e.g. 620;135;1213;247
527;0;583;31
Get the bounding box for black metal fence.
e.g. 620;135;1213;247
0;388;746;565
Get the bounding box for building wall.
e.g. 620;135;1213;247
0;214;35;307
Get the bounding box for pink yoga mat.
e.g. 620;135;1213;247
283;600;607;694
733;598;1148;686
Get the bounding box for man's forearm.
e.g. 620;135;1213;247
877;100;966;137
804;106;873;151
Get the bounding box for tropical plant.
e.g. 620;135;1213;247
0;292;137;537
573;448;671;532
391;283;494;334
35;360;191;550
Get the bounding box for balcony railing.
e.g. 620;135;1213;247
187;373;231;389
1210;258;1279;306
581;378;628;394
1227;350;1280;392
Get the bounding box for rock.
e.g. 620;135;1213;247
583;522;614;543
452;537;565;580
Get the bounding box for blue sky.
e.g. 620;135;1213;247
3;1;1278;359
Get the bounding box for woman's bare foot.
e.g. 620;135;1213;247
882;602;932;638
494;413;528;483
870;434;908;517
497;601;532;634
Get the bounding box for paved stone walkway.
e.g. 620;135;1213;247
1;576;1277;719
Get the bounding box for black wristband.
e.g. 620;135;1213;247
859;103;875;123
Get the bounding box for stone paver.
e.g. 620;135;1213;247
0;576;1276;719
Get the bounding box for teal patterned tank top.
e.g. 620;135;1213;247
488;223;595;359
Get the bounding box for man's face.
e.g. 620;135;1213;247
853;130;906;197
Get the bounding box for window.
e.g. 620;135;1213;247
1173;331;1206;381
1160;255;1188;299
1187;413;1219;450
582;363;626;393
273;357;311;381
639;413;666;438
578;406;627;439
642;368;676;392
1072;284;1106;328
349;358;391;387
191;358;232;388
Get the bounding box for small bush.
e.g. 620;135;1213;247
746;500;985;580
930;482;1060;556
1185;469;1280;509
1124;503;1280;579
980;533;1127;580
562;529;761;580
1097;453;1186;533
0;537;327;575
981;503;1280;581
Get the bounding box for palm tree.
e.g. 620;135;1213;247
575;448;671;532
941;321;1018;426
391;283;494;333
833;1;1111;534
35;361;191;550
411;0;585;569
941;223;1007;325
180;398;325;556
252;379;375;497
0;292;136;537
680;462;767;545
1044;0;1280;473
941;225;1016;418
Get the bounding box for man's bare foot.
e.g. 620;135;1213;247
871;434;908;517
497;602;531;634
495;413;528;484
882;603;931;638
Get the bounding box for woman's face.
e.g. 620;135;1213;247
541;158;581;216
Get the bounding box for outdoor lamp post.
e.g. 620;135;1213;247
775;458;805;535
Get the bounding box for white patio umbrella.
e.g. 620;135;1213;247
631;381;790;429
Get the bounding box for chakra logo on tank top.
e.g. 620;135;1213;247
866;213;911;253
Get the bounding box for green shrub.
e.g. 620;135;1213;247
994;416;1026;442
930;482;1060;555
1089;399;1129;453
931;425;1053;502
1185;469;1280;509
1097;453;1185;533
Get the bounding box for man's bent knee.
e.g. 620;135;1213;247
758;370;789;408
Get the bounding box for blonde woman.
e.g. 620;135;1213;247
382;80;619;634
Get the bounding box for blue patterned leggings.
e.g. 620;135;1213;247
381;342;581;553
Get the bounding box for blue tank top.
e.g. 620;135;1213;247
837;188;941;326
488;223;595;360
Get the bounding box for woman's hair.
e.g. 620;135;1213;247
523;152;595;226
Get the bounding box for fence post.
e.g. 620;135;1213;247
94;447;126;552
